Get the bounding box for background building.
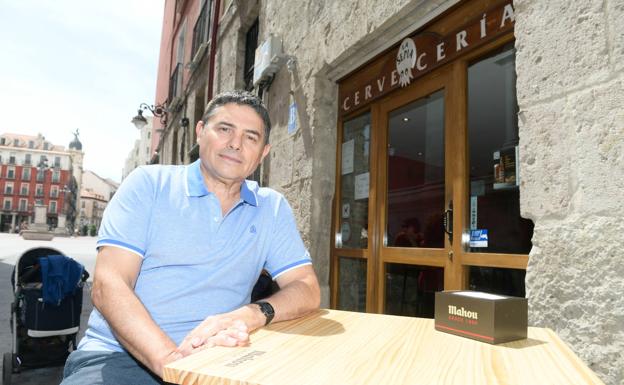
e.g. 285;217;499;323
0;132;82;233
150;1;623;383
79;188;108;232
123;116;154;179
79;170;119;233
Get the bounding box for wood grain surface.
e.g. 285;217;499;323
163;309;604;385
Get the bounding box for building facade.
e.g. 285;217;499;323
123;116;154;179
151;1;623;382
79;170;119;232
79;188;108;231
0;133;82;233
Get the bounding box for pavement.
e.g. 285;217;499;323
0;233;97;385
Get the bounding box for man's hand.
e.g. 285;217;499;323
177;316;251;356
175;265;320;358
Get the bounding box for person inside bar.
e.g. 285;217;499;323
61;90;321;385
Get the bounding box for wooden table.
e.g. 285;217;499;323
163;309;604;385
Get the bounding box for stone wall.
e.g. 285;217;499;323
515;0;624;383
244;0;454;306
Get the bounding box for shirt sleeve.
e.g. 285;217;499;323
96;167;154;258
264;195;312;279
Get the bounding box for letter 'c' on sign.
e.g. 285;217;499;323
342;97;350;111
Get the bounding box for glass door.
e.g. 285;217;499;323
463;42;533;297
332;111;374;312
332;35;533;317
376;70;452;318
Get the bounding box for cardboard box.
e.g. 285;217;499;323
434;290;527;344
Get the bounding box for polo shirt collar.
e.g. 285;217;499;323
185;159;259;206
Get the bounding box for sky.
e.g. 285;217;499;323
0;0;164;183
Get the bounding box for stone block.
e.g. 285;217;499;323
527;217;624;385
515;0;610;104
292;135;313;182
607;0;624;72
518;99;573;219
21;230;54;241
565;77;624;216
269;140;293;188
519;77;624;220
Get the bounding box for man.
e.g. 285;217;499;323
61;91;321;385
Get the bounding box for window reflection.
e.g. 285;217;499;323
338;257;367;312
387;90;445;248
385;264;444;318
467;43;533;254
469;266;525;298
338;113;370;249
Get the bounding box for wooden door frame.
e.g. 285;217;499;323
451;32;529;271
331;30;528;313
329;105;377;312
374;67;453;312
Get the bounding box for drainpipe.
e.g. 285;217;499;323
207;0;222;100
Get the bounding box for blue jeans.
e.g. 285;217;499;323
61;350;175;385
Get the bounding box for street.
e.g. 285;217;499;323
0;233;96;385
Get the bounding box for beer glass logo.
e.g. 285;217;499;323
396;38;417;87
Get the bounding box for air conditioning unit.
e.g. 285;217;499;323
253;35;283;86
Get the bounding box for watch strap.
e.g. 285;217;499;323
252;301;275;326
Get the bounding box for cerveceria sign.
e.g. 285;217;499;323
339;0;515;115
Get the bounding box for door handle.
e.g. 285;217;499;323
443;200;453;243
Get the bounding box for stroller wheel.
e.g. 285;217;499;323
2;352;13;385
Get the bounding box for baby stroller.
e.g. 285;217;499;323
3;247;89;385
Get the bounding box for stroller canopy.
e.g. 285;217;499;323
12;247;86;305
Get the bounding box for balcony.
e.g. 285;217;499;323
20;190;28;196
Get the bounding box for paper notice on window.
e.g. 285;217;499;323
354;172;369;200
341;139;354;175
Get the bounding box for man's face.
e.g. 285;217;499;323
196;103;270;185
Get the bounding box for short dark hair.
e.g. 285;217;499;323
202;90;271;144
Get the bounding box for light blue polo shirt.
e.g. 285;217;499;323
78;160;312;352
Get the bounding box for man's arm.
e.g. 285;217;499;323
91;246;182;377
260;264;321;323
178;264;320;354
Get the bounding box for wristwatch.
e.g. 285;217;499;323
252;301;275;326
